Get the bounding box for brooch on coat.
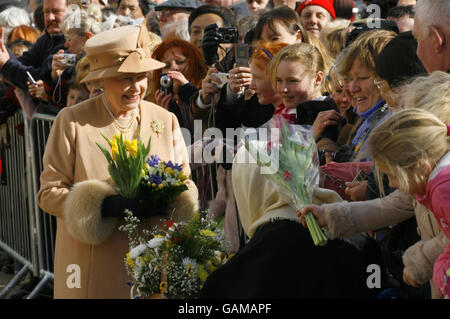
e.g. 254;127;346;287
151;120;165;136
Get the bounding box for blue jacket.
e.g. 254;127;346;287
0;32;65;90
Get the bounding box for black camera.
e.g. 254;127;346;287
217;27;239;44
159;73;173;95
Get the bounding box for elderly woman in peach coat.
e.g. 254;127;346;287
37;25;198;299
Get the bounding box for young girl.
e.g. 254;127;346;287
367;108;450;297
269;42;339;150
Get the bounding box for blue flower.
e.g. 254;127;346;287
146;155;161;167
165;160;183;171
149;174;162;185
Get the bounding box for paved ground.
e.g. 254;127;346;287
0;269;14;290
0;251;33;299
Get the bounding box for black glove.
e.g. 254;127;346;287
201;23;221;66
101;194;168;219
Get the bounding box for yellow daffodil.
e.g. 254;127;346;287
199;229;216;237
125;139;138;158
198;265;208;282
110;140;119;161
126;253;134;268
158;184;164;189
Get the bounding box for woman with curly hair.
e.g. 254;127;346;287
147;37;207;133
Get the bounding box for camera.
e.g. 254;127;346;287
217;27;238;44
159;73;173;95
211;72;229;88
59;53;77;67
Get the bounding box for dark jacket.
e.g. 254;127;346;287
295;97;340;142
0;32;66;90
199;219;382;299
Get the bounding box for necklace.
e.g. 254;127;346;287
102;94;137;134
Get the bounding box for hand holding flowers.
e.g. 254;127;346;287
97;133;189;218
245;119;328;246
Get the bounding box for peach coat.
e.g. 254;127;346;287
37;94;198;298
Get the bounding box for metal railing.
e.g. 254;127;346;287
0;110;56;299
0;109;218;298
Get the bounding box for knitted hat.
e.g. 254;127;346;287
297;0;337;20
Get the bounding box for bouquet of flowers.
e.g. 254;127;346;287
138;155;188;206
244;118;328;246
97;134;188;210
120;210;227;299
97;134;151;199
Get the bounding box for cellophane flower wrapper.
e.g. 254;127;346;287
244;117;328;246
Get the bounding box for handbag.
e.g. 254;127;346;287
319;161;373;201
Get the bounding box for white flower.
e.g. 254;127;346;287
182;257;197;269
147;236;165;248
129;243;148;259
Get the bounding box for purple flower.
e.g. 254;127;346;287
164;160;183;171
146;155;161;167
149;174;162;185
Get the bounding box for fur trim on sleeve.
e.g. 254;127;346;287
402;240;434;285
168;183;199;222
403;234;449;285
63;180;118;245
321;202;357;239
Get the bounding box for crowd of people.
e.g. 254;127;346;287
0;0;449;300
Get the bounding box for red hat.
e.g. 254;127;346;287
297;0;337;20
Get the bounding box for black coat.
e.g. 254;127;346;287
295;98;340;142
199;220;382;299
1;32;65;90
215;93;274;133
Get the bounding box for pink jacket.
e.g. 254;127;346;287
416;152;450;297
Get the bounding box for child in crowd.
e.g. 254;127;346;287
269;42;339;151
367;108;450;297
65;79;89;107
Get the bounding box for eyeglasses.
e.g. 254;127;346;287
373;78;386;89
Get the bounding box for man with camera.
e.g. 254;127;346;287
0;0;67;91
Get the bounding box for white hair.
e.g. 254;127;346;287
161;19;190;42
0;6;32;39
59;4;103;35
415;0;450;35
101;13;117;32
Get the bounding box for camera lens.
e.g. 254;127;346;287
223;34;232;42
160;74;172;88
